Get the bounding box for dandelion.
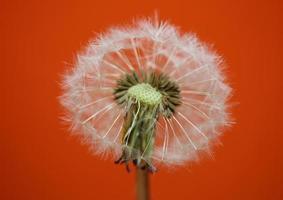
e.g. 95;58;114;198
60;17;231;200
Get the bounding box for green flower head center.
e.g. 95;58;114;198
128;83;162;106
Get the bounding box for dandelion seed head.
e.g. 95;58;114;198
60;17;232;171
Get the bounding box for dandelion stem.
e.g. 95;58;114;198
136;168;150;200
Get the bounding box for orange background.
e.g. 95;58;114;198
1;0;282;199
